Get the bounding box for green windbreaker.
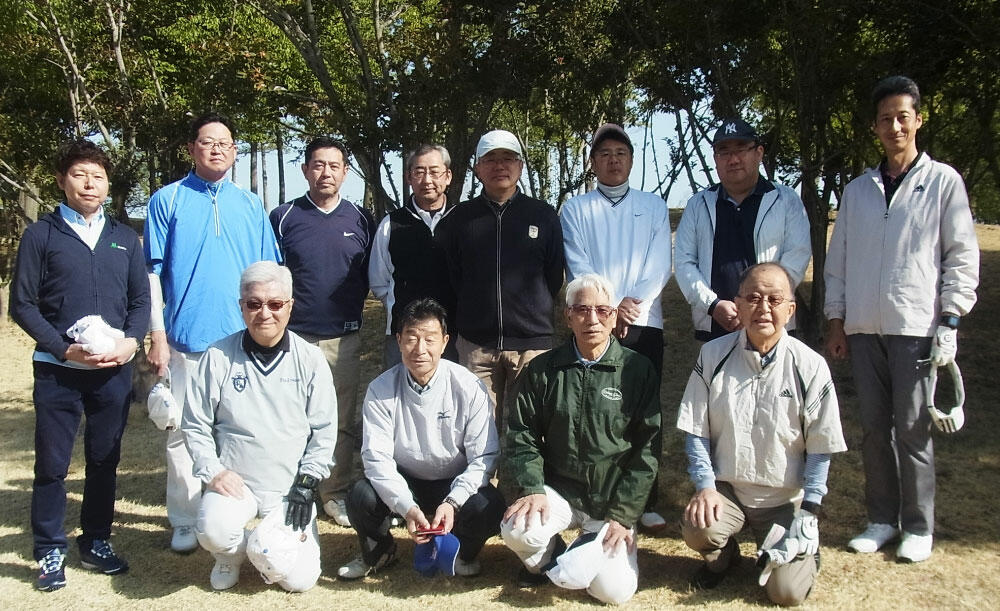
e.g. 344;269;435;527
504;338;661;525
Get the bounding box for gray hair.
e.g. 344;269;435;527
240;261;293;298
565;273;617;307
405;144;451;173
737;262;796;297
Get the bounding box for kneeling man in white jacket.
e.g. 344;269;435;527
182;261;337;591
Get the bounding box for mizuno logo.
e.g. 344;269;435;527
778;389;793;398
437;411;450;419
343;232;355;237
914;185;925;192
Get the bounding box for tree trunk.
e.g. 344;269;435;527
261;146;270;209
276;128;286;204
250;142;259;194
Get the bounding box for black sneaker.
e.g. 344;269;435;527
517;566;551;587
37;548;67;592
517;535;566;588
80;539;129;575
691;538;739;590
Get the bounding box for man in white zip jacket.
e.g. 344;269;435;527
824;76;979;563
559;123;672;531
675;118;811;342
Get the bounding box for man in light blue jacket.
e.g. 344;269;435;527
675;118;811;342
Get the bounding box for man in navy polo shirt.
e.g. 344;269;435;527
270;137;376;527
674;118;810;342
10;139;150;590
145;112;281;553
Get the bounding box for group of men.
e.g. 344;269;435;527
9;74;979;606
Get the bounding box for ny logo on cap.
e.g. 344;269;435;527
725;122;737;134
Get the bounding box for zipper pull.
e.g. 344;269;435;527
884;210;889;220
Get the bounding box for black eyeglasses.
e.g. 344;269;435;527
241;298;290;312
568;304;616;320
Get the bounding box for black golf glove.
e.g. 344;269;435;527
285;473;318;531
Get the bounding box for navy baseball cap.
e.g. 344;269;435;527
713;118;760;146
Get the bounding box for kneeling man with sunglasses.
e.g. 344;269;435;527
181;261;337;591
502;273;661;604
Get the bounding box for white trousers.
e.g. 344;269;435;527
196;486;321;592
501;485;639;605
165;349;202;527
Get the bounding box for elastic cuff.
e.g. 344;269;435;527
707;298;721;316
694;475;716;491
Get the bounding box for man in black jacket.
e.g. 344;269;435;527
10;140;150;591
440;129;564;431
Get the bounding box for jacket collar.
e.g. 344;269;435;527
549;335;624;369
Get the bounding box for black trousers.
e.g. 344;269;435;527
346;474;505;565
31;362;132;560
618;325;663;511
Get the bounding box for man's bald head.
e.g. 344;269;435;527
738;263;795;298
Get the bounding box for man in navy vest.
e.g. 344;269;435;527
270;137;376;528
369;144;459;369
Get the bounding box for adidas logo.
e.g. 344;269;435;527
778;389;793;398
914;185;925;192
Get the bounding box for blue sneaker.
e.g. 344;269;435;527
80;539;129;575
37;548;67;591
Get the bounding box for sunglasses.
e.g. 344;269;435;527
568;304;616;320
241;298;290;312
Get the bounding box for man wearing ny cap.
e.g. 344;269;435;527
439;129;564;429
559;123;672;532
678;263;846;606
369;143;459;369
824;76;979;563
337;298;504;580
675;117;810;342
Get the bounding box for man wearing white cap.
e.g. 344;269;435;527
675;117;810;342
440;130;564;430
559;122;672;531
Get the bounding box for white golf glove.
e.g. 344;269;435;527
788;509;819;556
929;325;957;366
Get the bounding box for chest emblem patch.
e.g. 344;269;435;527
232;373;248;392
601;387;623;401
528;225;539;239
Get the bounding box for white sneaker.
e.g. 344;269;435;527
210;553;244;590
455;557;481;577
640;511;667;532
324;499;352;527
896;532;933;563
171;526;198;553
847;523;899;553
337;543;396;580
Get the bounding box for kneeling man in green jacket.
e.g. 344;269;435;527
501;273;661;605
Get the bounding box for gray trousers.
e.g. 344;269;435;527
681;482;817;606
848;334;934;535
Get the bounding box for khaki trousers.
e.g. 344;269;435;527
299;331;362;504
681;482;817;606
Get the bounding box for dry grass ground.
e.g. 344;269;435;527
1;225;998;609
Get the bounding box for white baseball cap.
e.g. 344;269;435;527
476;129;522;161
247;503;320;585
147;370;181;431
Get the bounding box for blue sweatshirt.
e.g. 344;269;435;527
10;211;150;360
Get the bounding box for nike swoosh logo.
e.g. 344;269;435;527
343;232;355;237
